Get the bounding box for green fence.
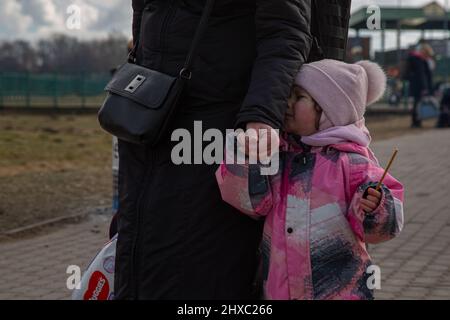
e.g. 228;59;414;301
0;72;111;109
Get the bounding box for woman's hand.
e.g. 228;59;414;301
360;187;382;213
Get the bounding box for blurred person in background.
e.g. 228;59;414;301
404;42;434;128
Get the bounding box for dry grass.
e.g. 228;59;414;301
0;114;112;232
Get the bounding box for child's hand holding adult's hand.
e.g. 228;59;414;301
238;122;280;162
360;187;382;213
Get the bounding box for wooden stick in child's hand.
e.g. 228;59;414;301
376;148;399;191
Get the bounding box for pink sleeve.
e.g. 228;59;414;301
215;151;273;219
346;154;404;244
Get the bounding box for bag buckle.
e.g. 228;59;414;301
125;74;146;93
179;68;192;80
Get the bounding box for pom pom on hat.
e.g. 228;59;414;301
356;60;387;106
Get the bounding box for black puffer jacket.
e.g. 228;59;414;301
115;0;313;300
132;0;312;129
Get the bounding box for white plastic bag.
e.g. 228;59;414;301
72;234;117;300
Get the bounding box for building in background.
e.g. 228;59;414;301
350;1;450;69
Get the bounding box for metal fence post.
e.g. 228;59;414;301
403;81;410;111
0;73;3;109
25;72;31;109
53;73;58;109
81;73;86;108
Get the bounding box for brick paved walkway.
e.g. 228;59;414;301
369;129;450;300
0;214;110;300
1;129;449;300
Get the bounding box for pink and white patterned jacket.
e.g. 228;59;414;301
216;134;404;300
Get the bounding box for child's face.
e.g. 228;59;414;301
284;86;322;136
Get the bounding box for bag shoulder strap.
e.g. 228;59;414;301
180;0;215;79
129;0;216;80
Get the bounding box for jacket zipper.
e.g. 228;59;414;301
280;153;292;297
283;151;316;299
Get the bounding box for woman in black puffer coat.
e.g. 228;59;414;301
114;0;350;300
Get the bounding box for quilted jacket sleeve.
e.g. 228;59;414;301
215;136;274;219
236;0;313;130
346;155;405;244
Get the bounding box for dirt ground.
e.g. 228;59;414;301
0;114;112;233
0;112;438;233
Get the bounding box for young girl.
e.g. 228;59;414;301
216;59;404;300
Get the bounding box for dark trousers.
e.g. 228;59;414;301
412;95;422;127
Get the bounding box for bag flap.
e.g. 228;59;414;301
105;63;177;109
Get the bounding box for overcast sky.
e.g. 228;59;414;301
0;0;449;50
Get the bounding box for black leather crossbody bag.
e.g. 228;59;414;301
98;0;215;146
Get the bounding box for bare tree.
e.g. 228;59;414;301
0;33;129;74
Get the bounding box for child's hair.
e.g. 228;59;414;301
294;59;387;130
